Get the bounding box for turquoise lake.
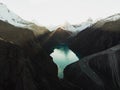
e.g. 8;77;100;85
50;45;79;78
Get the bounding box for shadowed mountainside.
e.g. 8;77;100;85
64;44;120;90
69;19;120;57
37;28;72;54
0;20;50;46
0;20;35;45
0;37;79;90
0;12;120;90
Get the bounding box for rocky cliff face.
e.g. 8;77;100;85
0;39;62;90
64;44;120;90
0;38;78;90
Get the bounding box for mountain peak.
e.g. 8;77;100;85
93;13;120;28
104;13;120;22
0;3;30;27
60;22;76;32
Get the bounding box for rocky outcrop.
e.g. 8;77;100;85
64;44;120;90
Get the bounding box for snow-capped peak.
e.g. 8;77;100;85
93;13;120;28
0;3;30;27
60;22;76;32
73;18;93;31
59;19;93;32
104;13;120;22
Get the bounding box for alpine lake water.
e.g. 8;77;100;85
50;44;79;78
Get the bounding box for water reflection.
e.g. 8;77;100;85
50;45;79;78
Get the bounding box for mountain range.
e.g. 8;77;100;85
0;2;120;90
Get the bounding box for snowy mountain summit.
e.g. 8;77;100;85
59;18;93;32
104;13;120;22
0;3;49;36
94;13;120;28
60;22;76;32
73;18;93;31
0;3;31;27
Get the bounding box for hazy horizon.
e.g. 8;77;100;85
0;0;120;26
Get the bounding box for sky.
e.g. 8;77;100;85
0;0;120;26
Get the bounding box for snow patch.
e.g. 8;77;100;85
105;13;120;22
0;3;30;27
60;22;76;32
59;18;93;32
74;18;93;31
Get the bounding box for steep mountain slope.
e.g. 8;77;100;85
104;13;120;22
69;13;120;57
37;28;72;54
0;3;49;36
64;44;120;90
0;3;50;45
93;13;120;29
73;18;93;32
57;19;93;32
0;38;60;90
0;3;30;27
48;19;93;33
0;20;35;45
60;22;76;32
